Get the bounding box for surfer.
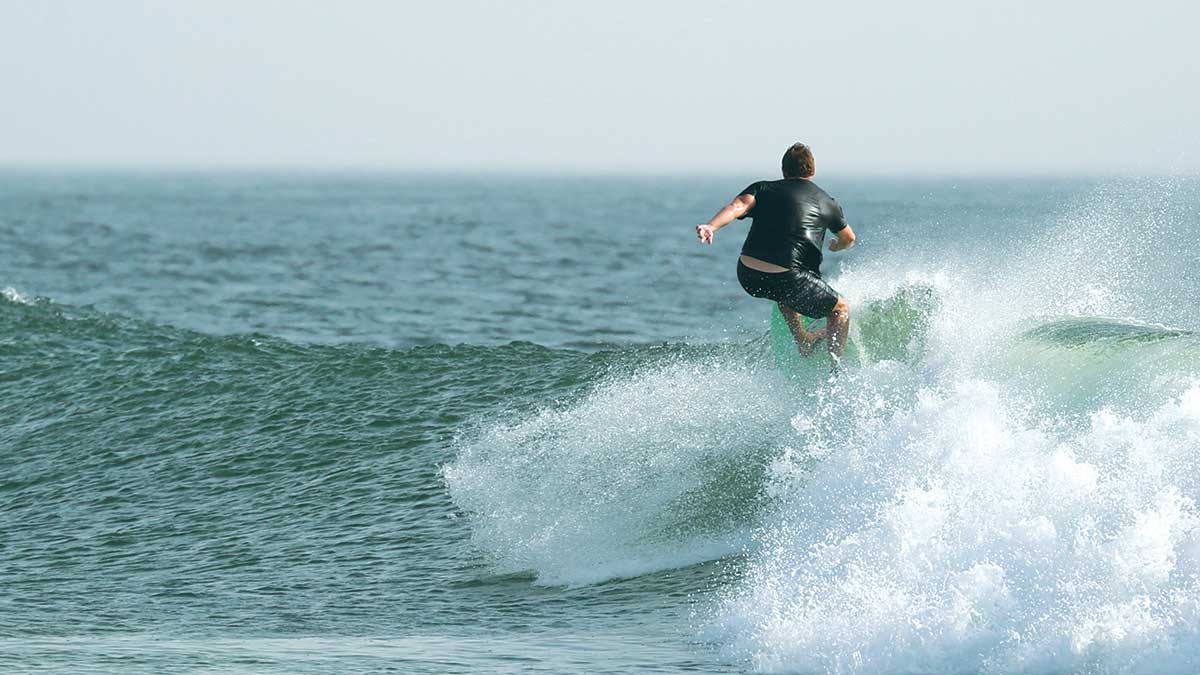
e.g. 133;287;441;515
696;142;856;362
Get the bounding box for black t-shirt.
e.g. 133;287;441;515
737;178;848;272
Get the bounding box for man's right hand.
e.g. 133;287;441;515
696;223;715;244
828;224;857;252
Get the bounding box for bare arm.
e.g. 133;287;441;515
828;224;856;252
696;194;756;244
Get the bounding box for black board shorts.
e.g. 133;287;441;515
737;260;839;319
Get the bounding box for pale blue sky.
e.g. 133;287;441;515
2;0;1196;174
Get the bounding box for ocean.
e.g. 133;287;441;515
3;171;1200;674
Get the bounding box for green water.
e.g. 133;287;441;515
5;173;1200;674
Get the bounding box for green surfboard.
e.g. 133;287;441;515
769;305;859;374
769;283;940;374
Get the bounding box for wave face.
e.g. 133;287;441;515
0;288;613;645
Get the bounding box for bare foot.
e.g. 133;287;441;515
797;332;826;357
797;339;815;357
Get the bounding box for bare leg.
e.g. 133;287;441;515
778;303;825;357
826;297;851;363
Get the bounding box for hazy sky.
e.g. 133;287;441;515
2;0;1197;174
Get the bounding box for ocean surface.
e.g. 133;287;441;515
3;171;1200;674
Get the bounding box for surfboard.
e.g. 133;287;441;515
769;283;941;373
769;304;859;373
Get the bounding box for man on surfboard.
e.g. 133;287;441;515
696;143;856;362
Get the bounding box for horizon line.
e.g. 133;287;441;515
1;163;1196;180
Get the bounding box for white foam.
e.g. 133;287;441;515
444;355;799;586
714;376;1200;674
2;286;30;304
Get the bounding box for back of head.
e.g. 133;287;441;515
781;143;816;178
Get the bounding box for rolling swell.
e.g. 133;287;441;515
997;317;1200;414
1;290;654;636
